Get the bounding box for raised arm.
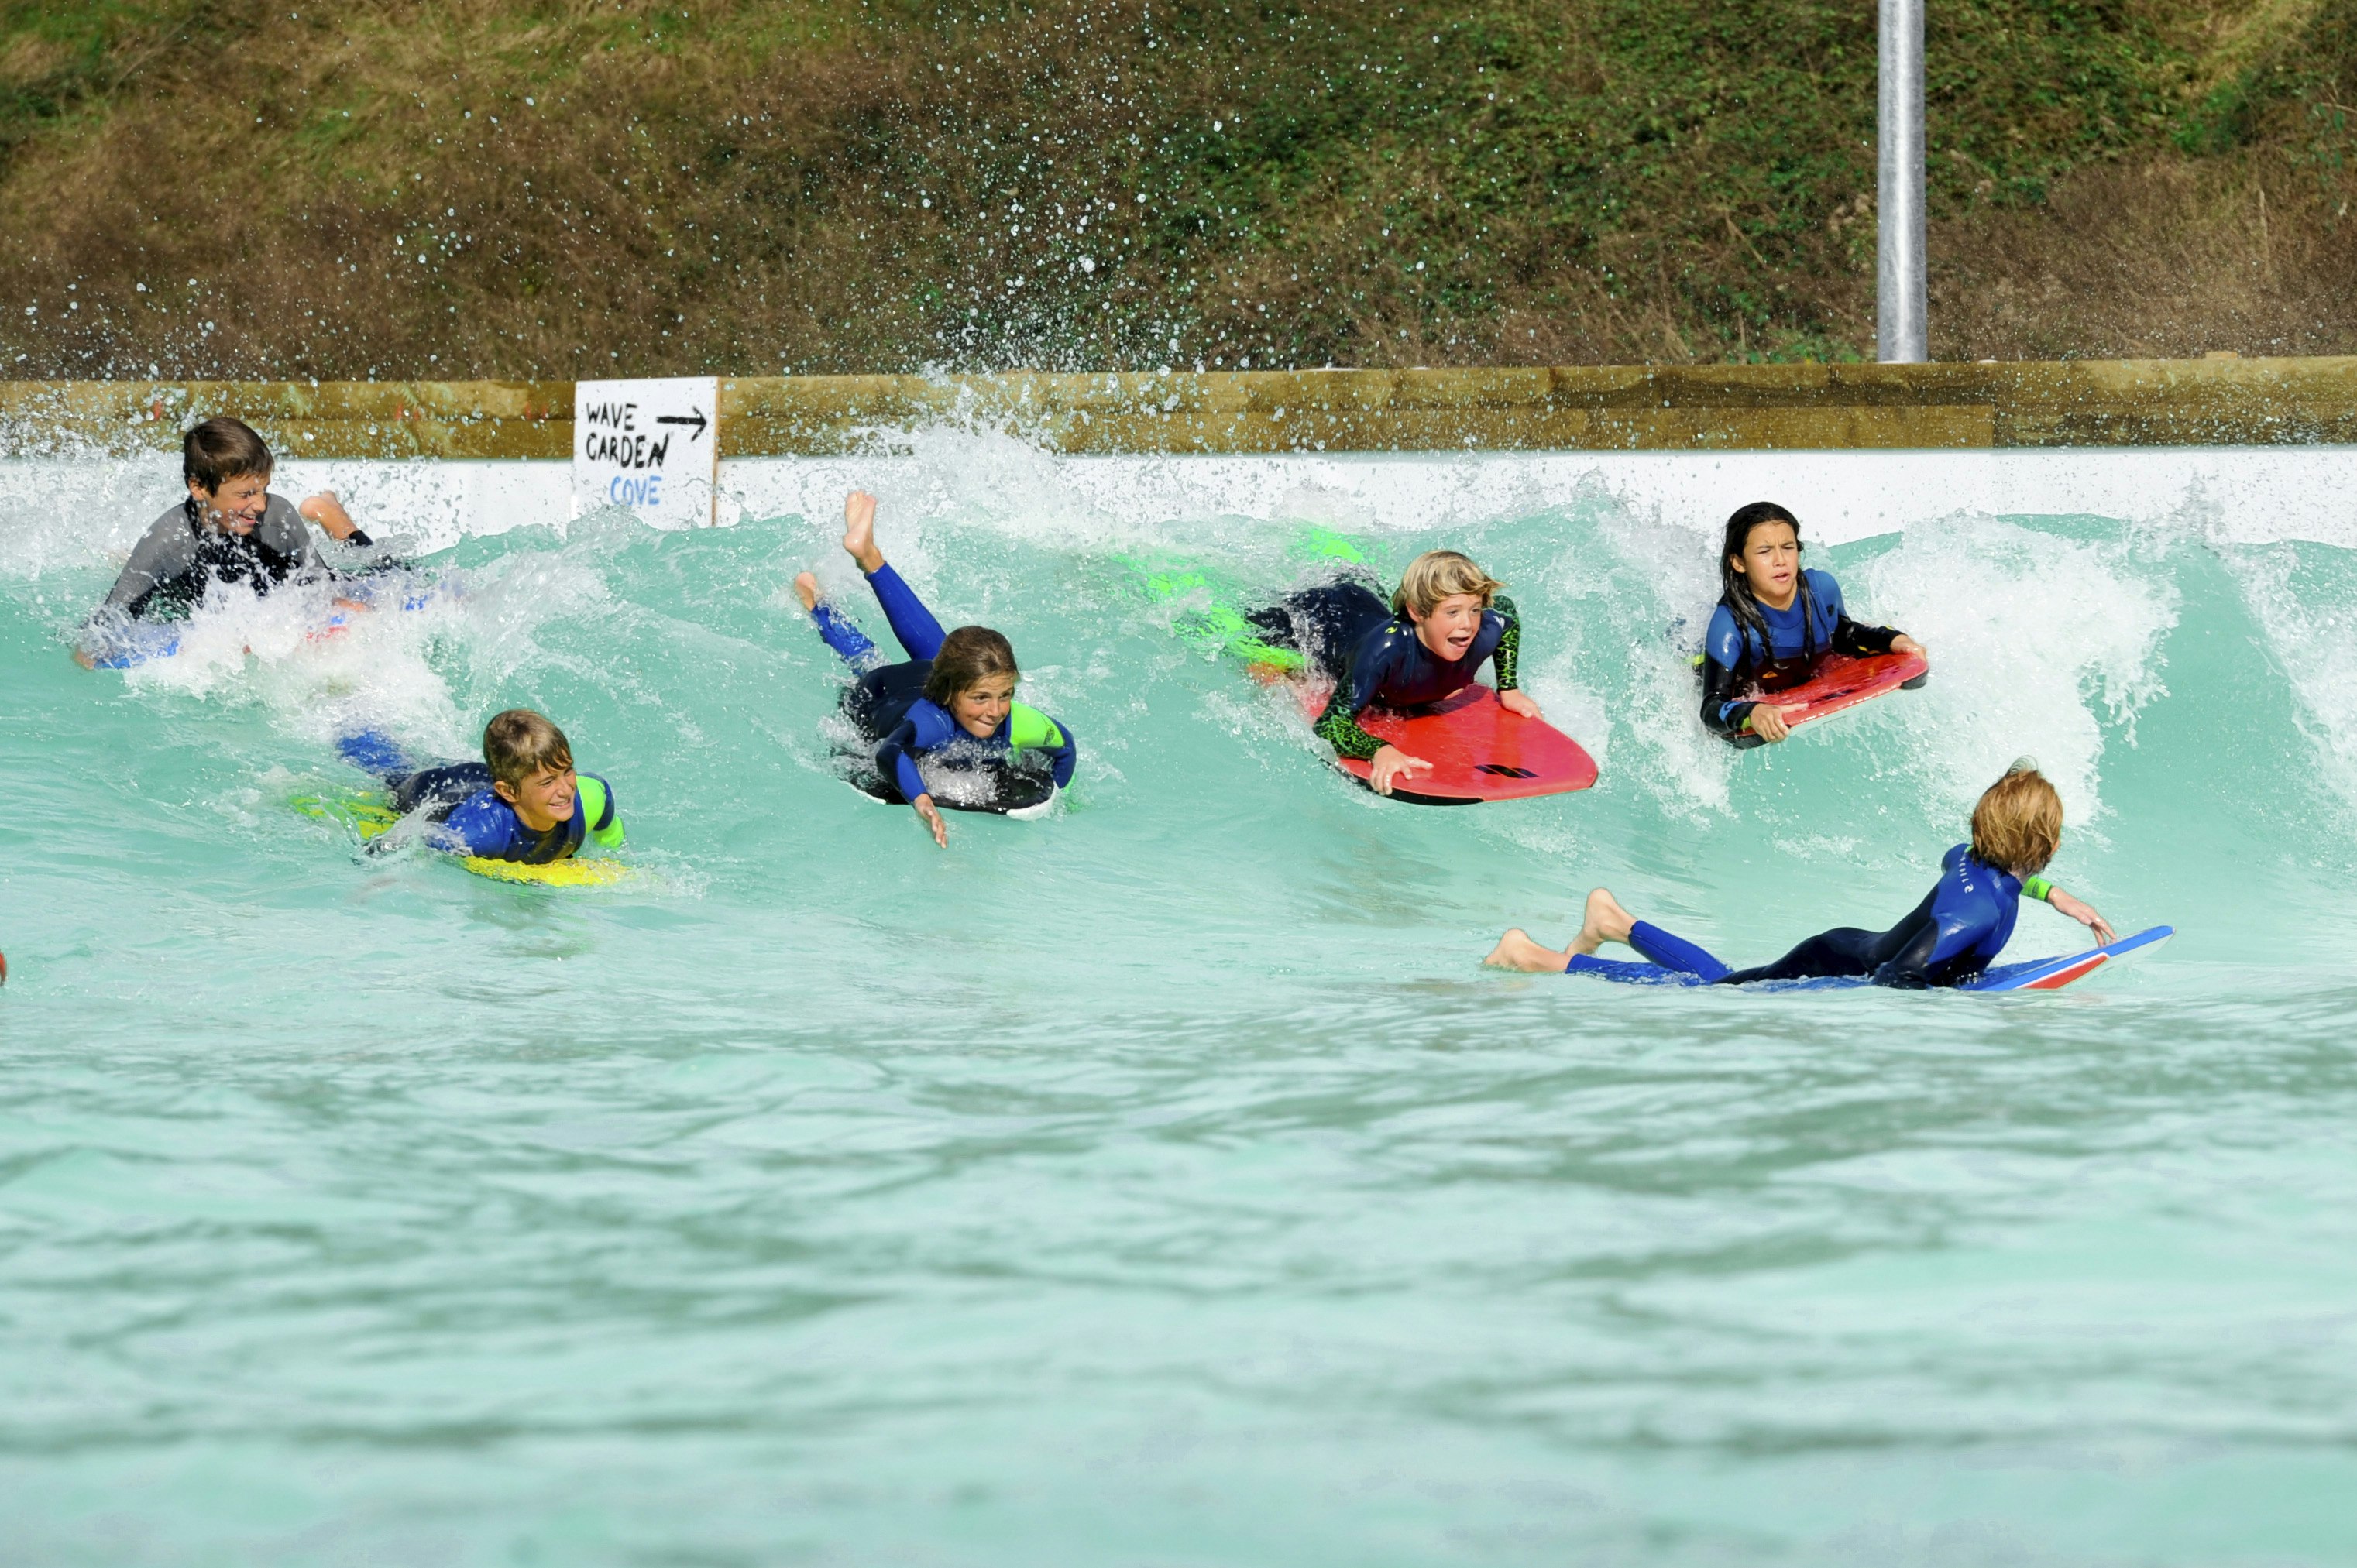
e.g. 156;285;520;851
299;491;375;548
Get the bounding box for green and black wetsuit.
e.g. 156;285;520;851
1256;579;1520;759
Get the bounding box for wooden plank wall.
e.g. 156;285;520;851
4;358;2353;460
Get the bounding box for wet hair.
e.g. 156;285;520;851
183;417;273;494
1717;500;1820;670
924;626;1019;706
1393;550;1504;619
1970;761;2064;876
483;709;576;789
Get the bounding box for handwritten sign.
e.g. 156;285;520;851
572;376;720;529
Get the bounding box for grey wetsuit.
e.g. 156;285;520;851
102;495;339;619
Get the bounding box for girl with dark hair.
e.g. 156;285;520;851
1701;501;1925;743
791;491;1076;846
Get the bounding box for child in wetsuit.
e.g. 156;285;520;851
791;491;1076;847
1485;763;2113;988
79;417;382;665
1252;550;1540;796
340;709;624;866
1701;501;1926;743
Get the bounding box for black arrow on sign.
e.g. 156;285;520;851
655;407;710;440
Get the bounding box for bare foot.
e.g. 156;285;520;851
1572;887;1637;955
842;491;885;574
1484;928;1570;973
792;571;820;612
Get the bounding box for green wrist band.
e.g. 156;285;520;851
2022;876;2054;902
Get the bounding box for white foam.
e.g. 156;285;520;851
105;537;611;764
2230;544;2357;811
9;437;2357;587
1854;514;2177;823
719;439;2357;552
0;432;2314;830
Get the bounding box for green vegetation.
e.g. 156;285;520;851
0;0;2348;378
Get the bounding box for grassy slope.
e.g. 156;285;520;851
0;0;2348;378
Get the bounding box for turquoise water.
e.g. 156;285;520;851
6;452;2357;1564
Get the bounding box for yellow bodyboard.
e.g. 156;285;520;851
456;854;634;887
293;787;636;887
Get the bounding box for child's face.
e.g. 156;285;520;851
1409;592;1488;661
187;472;270;534
951;674;1017;739
1734;523;1801;604
493;765;578;832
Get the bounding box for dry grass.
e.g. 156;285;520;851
1936;156;2357;359
0;0;2348;377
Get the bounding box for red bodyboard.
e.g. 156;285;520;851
1750;651;1928;739
1293;682;1599;805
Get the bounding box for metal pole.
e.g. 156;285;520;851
1877;0;1927;362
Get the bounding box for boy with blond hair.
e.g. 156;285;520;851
1249;548;1540;795
339;709;623;866
1486;762;2113;989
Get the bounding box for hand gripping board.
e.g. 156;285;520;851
1730;650;1929;749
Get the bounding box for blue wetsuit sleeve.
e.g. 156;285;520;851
809;601;881;670
433;791;519;858
1040;715;1077;787
864;562;947;663
1704;602;1744;673
1699;603;1757;736
876;721;931;802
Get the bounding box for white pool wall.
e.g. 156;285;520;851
9;441;2355;580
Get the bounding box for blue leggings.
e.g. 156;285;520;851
810;562;947;673
1565;916;1944;988
1563;921;1733;985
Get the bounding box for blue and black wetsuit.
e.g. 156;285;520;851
1571;844;2055;990
338;735;623;864
808;563;1077;805
1701;568;1902;737
1248;578;1521;760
